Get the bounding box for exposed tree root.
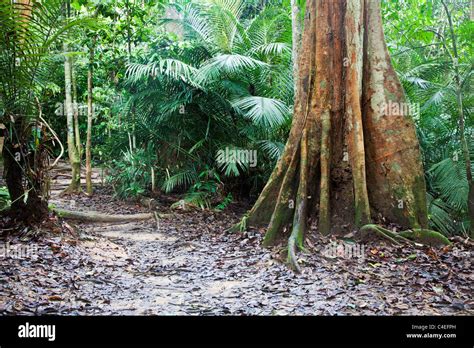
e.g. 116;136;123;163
360;224;451;247
287;129;309;272
287;228;307;273
360;224;405;245
59;186;83;197
287;236;301;272
53;208;170;222
399;229;451;246
227;215;248;233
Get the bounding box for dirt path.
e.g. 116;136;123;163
0;165;472;315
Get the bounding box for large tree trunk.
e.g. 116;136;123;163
63;43;81;194
246;0;430;254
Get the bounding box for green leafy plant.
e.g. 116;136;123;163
0;186;10;211
108;147;155;199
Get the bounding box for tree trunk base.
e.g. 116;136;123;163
241;0;433;268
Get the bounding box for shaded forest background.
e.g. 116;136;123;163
1;0;472;236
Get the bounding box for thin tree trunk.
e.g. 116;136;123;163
151;167;155;192
72;60;82;159
25;122;50;222
125;0;136;150
63;43;81;194
86;37;96;196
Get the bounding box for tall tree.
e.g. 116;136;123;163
61;1;82;194
85;35;96;196
63;42;82;193
243;0;447;268
71;59;82;159
125;0;136;151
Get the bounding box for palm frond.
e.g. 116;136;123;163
162;169;198;193
195;54;268;85
429;156;472;212
232;96;289;127
257;139;284;160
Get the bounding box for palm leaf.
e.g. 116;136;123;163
232;96;289;127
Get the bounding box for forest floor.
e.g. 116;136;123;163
0;164;473;315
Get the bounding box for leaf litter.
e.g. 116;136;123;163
0;186;472;316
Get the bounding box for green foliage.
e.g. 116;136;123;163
100;0;473;226
107;148;155;198
430;156;472;213
0;0;95;119
162;169;198;193
384;0;472;235
0;186;10;211
215;193;233;211
232;96;289;127
105;0;293;208
170;167;230;210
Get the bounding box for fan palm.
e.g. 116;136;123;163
113;0;292;203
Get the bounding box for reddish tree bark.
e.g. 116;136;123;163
244;0;434;267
